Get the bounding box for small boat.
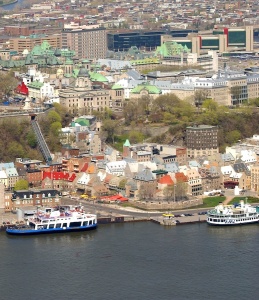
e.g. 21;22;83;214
207;200;259;226
6;205;97;235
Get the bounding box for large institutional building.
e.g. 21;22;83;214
61;25;107;59
9;34;61;54
59;65;111;114
162;26;254;54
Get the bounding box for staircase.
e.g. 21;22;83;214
31;119;52;164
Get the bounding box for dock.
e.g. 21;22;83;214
150;214;207;226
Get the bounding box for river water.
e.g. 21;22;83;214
1;222;259;300
2;0;22;10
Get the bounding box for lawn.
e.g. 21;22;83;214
195;196;226;209
228;196;259;205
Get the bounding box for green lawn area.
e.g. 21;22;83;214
195;196;226;209
228;196;259;205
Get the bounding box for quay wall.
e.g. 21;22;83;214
131;198;203;210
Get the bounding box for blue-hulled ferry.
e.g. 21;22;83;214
6;205;97;235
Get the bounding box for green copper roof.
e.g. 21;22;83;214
27;81;44;89
131;82;161;94
72;68;80;78
123;139;131;147
65;58;74;65
89;71;108;82
156;41;190;57
74;118;90;126
112;84;123;90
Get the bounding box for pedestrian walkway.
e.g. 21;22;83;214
223;196;233;205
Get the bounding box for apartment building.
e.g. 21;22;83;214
186;125;219;158
61;26;106;59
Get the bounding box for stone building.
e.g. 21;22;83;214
186;125;219;158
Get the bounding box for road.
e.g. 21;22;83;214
61;197;209;218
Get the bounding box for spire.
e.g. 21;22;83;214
123;139;131;147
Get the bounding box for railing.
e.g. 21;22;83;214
31;120;52;164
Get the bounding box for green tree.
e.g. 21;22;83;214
50;121;62;136
7;141;25;158
128;130;145;144
48;110;62;124
14;179;29;191
225;130;241;144
27;131;37;148
202;99;218;111
53;103;72;126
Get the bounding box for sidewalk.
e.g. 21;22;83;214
223;196;233;205
0;212;18;224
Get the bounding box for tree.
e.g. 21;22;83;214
128;131;145;144
101;119;120;144
194;89;209;110
225;130;241;144
7;141;25;158
53;103;72;126
47;110;62;124
26;131;37;148
202;99;218;111
0;71;18;100
14;179;29;191
50;121;62;136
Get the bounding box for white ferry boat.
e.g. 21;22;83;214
207;200;259;226
6;205;97;235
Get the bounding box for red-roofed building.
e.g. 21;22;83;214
14;82;28;96
158;174;174;192
175;172;188;183
41;171;77;191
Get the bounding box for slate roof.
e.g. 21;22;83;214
134;168;155;181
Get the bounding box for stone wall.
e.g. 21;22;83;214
131;198;203;210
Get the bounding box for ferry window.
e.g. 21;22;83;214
70;222;81;227
43;225;47;229
89;220;92;225
56;224;61;228
83;221;88;226
63;223;67;227
49;224;55;229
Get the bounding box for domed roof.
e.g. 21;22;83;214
78;65;89;77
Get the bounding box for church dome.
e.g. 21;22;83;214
78;65;89;77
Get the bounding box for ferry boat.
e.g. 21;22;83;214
6;205;97;235
207;200;259;226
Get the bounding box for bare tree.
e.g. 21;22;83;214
194;89;209;111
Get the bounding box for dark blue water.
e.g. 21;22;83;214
2;0;22;10
1;222;259;300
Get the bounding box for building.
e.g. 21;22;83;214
186;125;219;158
61;26;106;59
107;29;197;52
59;66;111;114
4;25;48;36
161;26;254;55
156;41;218;72
9;34;61;54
